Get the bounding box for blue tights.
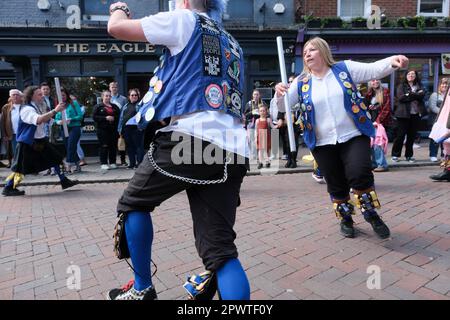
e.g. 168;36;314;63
125;211;154;291
217;258;250;300
125;212;250;299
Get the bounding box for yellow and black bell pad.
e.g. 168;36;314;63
352;188;381;213
183;270;218;300
441;157;450;169
6;172;24;189
332;197;356;220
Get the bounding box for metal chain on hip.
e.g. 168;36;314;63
147;142;231;185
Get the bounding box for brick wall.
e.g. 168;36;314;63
296;0;450;18
0;0;297;29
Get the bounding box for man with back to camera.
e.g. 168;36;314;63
107;0;250;300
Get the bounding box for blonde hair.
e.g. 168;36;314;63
302;37;336;75
369;80;384;105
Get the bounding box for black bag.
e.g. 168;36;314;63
113;213;130;259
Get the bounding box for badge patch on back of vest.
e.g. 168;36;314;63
227;60;240;85
205;84;223;108
227;35;241;60
226;87;243;117
199;15;220;35
202;35;222;77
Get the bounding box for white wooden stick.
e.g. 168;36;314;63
54;77;69;138
276;36;296;153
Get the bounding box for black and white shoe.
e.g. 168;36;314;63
108;280;157;300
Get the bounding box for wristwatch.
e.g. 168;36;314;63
110;5;131;17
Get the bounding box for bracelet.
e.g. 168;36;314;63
110;5;131;17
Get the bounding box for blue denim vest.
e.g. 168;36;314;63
16;104;39;145
298;62;375;150
130;13;245;130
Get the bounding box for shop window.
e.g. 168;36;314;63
82;59;113;74
82;0;114;21
250;57;279;73
47;59;80;75
338;0;371;19
47;76;114;117
418;0;449;16
224;0;254;22
82;0;163;21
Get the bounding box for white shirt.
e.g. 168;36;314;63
20;103;47;139
274;58;396;146
11;104;21;135
141;9;248;157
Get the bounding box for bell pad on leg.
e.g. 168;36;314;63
333;200;356;220
353;189;381;213
183;271;217;300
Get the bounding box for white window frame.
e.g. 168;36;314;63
337;0;372;21
417;0;449;17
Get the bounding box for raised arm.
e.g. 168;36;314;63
107;2;147;42
347;55;409;84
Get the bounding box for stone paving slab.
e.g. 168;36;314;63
0;165;448;300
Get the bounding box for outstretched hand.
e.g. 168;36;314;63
391;55;409;69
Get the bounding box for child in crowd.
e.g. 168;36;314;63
255;105;275;169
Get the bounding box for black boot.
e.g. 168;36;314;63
284;159;292;168
61;177;78;190
430;169;450;182
364;211;390;239
340;218;355;238
2;185;25;196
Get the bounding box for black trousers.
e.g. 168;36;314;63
311;135;374;200
279;126;289;156
391;115;421;158
97;127;118;165
117;132;248;271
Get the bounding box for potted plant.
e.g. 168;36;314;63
306;17;322;28
397;16;423;29
321;17;343;28
444;17;450;27
397;16;410;28
415;16;426;31
351;16;367;28
381;18;391;28
425;17;437;27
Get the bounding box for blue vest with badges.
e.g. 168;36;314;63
131;13;245;130
298;62;375;150
16;104;39;145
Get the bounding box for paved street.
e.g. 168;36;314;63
0;163;449;300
